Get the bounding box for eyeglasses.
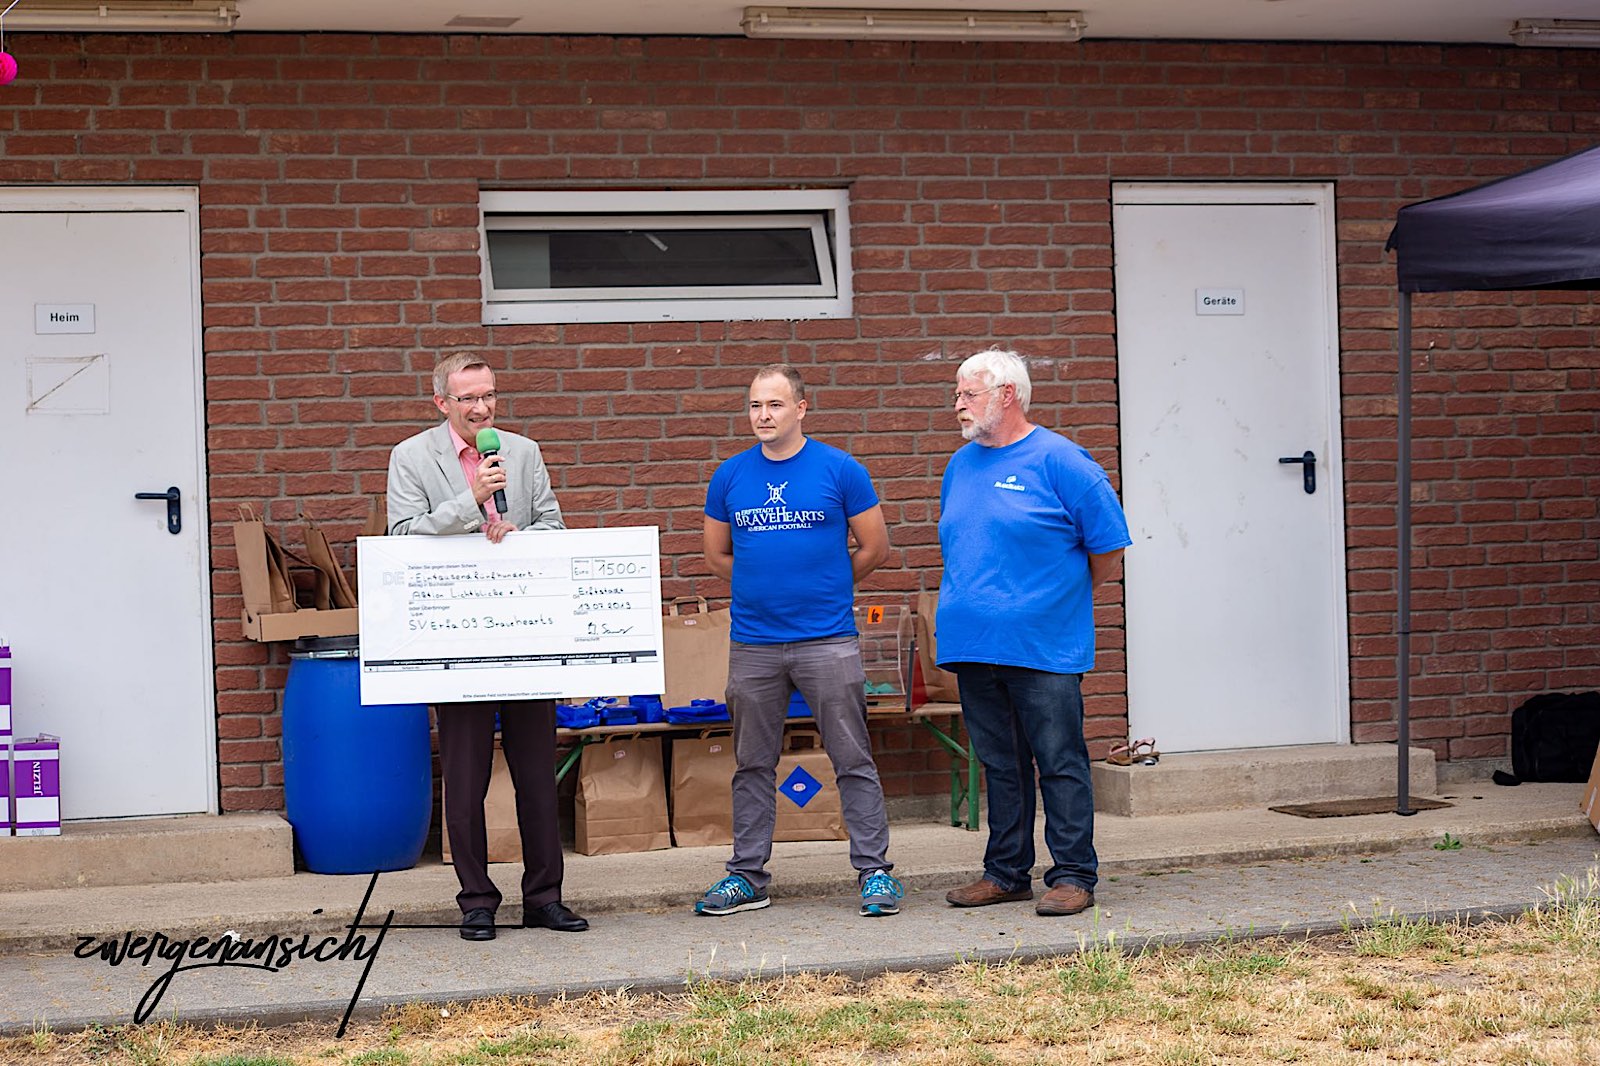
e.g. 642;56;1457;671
445;391;497;407
953;385;1001;404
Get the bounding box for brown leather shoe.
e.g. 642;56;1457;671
945;878;1033;907
1036;883;1095;916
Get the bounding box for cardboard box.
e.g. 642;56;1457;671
1583;746;1600;834
241;604;359;643
13;734;60;837
234;513;358;642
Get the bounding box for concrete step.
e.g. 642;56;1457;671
0;812;293;891
1091;743;1437;817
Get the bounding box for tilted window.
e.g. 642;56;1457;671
479;190;852;325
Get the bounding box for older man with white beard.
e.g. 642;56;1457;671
935;348;1131;918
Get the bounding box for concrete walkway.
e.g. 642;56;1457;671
1;782;1595;1035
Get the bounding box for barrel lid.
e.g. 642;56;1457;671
290;634;360;659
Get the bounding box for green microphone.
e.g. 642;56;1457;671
474;427;508;515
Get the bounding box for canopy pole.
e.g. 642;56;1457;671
1396;291;1415;816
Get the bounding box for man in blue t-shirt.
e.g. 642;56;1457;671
936;348;1131;918
695;364;904;918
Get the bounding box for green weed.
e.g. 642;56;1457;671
26;1021;54;1055
350;1050;412;1065
1345;906;1464;958
475;1027;570;1057
1530;862;1600;950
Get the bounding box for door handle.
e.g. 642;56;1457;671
135;486;182;534
1277;451;1316;494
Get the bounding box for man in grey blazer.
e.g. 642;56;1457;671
386;352;588;940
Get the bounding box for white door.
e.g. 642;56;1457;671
1112;183;1349;753
0;188;215;818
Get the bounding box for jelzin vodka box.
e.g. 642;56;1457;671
0;639;11;740
13;735;60;837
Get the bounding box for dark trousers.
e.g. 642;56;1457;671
437;699;563;915
953;665;1097;894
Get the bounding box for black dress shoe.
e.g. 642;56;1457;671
522;901;589;932
460;907;496;941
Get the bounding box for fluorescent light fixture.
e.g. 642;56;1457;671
742;6;1085;42
445;15;523;30
1509;19;1600;47
0;1;238;33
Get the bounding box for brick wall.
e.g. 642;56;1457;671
2;33;1597;810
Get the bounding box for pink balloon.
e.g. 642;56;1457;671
0;53;16;87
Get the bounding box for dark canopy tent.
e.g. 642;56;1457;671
1384;143;1600;813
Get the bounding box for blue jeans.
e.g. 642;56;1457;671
953;664;1096;894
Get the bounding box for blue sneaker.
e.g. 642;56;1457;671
859;869;904;916
694;874;770;916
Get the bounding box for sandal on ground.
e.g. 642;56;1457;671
1106;737;1160;766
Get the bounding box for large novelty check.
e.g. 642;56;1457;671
356;526;664;705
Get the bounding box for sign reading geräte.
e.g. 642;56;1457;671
356;526;664;705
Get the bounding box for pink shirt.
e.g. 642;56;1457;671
447;423;501;525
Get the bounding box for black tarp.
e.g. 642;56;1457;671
1381;141;1600;813
1386;143;1600;293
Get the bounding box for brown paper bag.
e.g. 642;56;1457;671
773;731;847;842
662;597;731;709
574;737;672;855
670;733;736;847
915;591;962;703
303;518;357;609
440;738;522;864
362;495;389;538
350;496;387;600
233;504;299;615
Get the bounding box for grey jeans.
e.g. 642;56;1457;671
725;636;893;891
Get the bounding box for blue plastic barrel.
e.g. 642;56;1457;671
282;636;432;874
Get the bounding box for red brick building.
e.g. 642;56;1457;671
1;26;1596;818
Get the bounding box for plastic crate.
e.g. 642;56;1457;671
853;603;910;707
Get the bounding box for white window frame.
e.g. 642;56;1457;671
478;189;852;324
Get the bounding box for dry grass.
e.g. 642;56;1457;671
5;867;1599;1066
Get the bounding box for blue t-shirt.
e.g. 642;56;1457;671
936;428;1131;674
706;438;879;644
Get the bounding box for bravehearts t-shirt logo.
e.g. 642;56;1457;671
993;473;1027;492
733;481;826;532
